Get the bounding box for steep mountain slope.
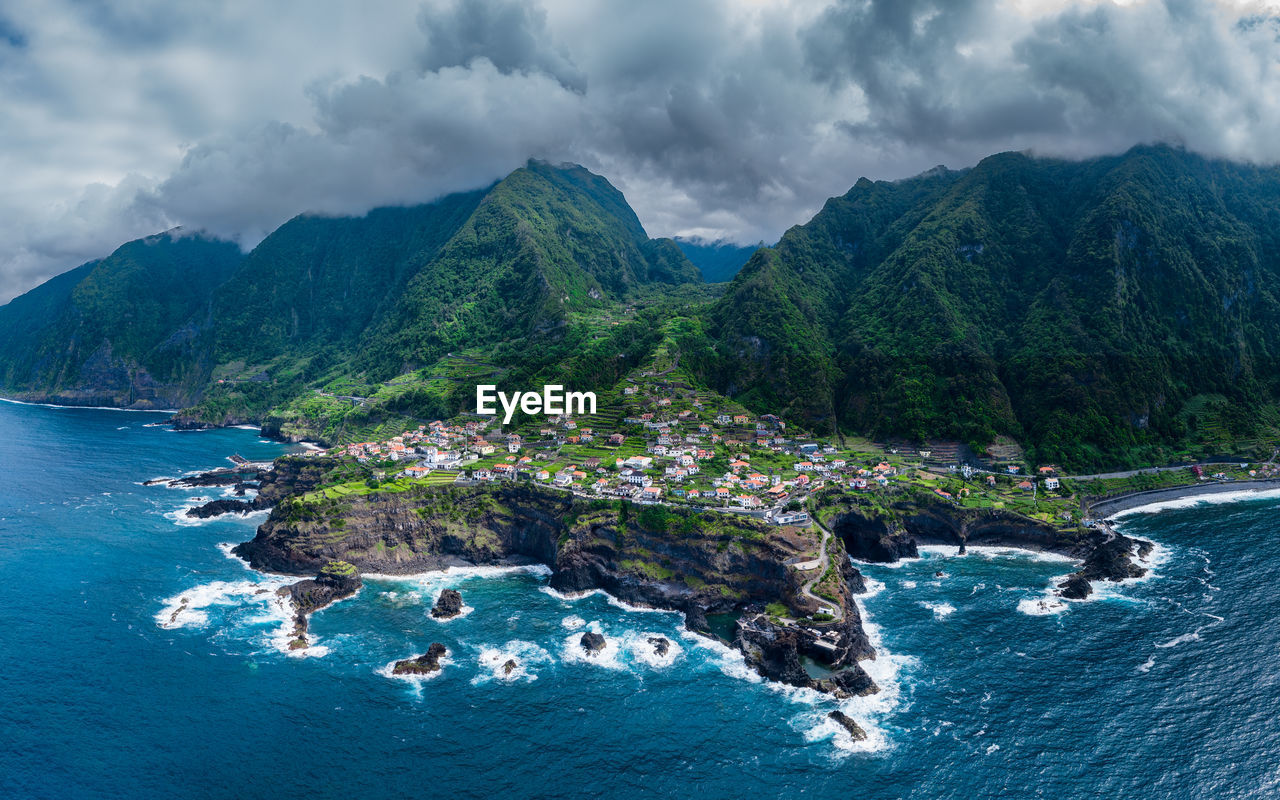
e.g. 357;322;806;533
356;160;700;379
0;161;701;422
694;146;1280;467
210;191;487;368
0;232;242;407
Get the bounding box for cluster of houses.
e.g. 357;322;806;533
315;374;1094;517
326;418;502;475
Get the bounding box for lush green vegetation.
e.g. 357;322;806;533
6;147;1280;471
687;146;1280;470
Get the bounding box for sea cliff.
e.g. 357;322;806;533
233;480;880;696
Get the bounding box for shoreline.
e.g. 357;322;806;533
0;395;178;413
1088;479;1280;519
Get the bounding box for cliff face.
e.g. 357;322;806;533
822;493;1152;597
233;480;879;694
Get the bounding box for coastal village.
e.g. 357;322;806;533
298;358;1277;528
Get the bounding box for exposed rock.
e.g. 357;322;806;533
431;589;464;619
831;512;918;562
279;560;362;650
647;636;670;657
186;498;259;519
734;615;812;687
392;642;448;675
818;666;878;698
580;632;607;654
503;659;518;676
827;710;867;741
170;468;261;489
1057;572;1092;599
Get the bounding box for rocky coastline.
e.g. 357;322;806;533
230;479;881;696
279;560;362;651
211;460;1164;695
818;491;1155;600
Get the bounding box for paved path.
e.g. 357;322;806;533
799;519;842;620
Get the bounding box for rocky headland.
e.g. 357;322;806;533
232;479;880;696
225;465;1156;694
817;489;1154;600
278;559;362;651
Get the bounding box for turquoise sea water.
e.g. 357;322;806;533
2;399;1279;799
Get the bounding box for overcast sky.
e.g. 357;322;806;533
2;0;1279;302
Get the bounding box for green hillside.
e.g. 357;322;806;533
0;232;242;407
691;146;1280;468
0;160;701;425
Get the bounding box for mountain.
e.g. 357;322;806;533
674;237;763;282
689;146;1280;468
0;232;242;407
0;160;701;416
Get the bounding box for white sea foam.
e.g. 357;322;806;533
155;577;291;630
1155;631;1202;649
1016;596;1069;616
472;641;552;684
377;589;426;607
366;564;551;583
901;580;917;589
917;544;1077;564
0;397;176;412
561;622;627;670
677;629;764;684
1109;487;1280;519
561;615;586;630
1138;656;1156;673
920;601;956;619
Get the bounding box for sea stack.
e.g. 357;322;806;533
580;632;607;655
828;710;867;741
392;643;448;675
431;588;464;619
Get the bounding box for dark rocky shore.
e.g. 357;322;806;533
278;560;362;651
218;459;1158;695
822;492;1155;601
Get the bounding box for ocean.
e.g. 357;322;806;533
2;399;1278;799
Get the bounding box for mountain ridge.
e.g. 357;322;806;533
4;145;1280;469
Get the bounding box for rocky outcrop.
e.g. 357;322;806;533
431;589;464;619
170;468;263;489
232;480;879;696
828;710;867;741
580;632;607;654
1055;526;1152;599
830;511;918;562
648;637;670;657
280;560;362;651
392;643;447;675
821;492;1153;598
186;498;261;519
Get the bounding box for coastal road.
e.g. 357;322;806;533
799;520;843;621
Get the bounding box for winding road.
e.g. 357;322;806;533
799;519;843;621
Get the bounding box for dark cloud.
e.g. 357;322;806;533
3;0;1279;303
416;0;585;91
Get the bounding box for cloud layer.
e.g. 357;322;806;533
2;0;1279;301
